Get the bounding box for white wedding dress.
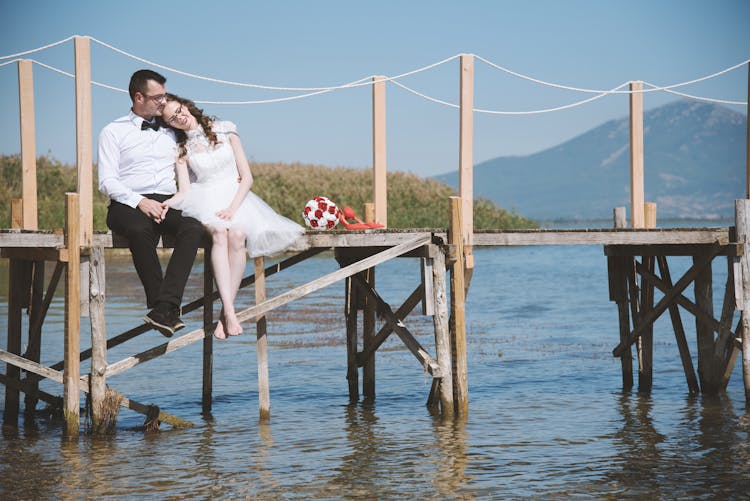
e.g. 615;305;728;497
176;120;306;258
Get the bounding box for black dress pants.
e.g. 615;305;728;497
106;194;204;310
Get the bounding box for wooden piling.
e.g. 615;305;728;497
449;197;468;416
736;199;750;401
362;267;376;402
202;249;214;414
88;246;108;433
63;193;81;437
254;256;271;421
610;208;633;390
638;256;654;393
694;251;718;394
23;259;44;416
431;245;454;416
345;273;360;403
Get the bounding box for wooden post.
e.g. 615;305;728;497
736;199;750;401
88;246;107;433
638;256;654;393
611;209;633;390
746;63;749;199
459;55;475;282
18;60;37;230
64;193;81;437
254;256;270;421
431;246;454;416
644;202;657;229
362;267;376;402
202;249;214;414
372;76;387;227
5;200;31;429
449;197;468;415
694;252;718;394
74;36;93;247
344;274;360;403
630;81;645;229
23;260;45;416
364;203;375;226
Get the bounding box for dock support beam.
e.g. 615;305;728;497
254;257;271;421
736;199;750;402
88;246;108;433
63;193;81;437
449;197;469;416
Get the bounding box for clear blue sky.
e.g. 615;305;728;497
0;0;748;177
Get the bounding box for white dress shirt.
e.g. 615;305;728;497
98;111;178;208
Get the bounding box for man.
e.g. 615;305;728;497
98;69;204;337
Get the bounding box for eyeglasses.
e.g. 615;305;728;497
164;104;182;126
143;93;167;103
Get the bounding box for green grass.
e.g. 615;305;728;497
0;154;537;230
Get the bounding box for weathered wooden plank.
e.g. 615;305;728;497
344;274;359;402
362;267;376;402
234;236;431;325
605;243;740;257
0;227;736;249
105;327;207;377
638;256;654;392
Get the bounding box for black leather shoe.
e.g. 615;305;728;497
144;308;176;338
171;307;186;331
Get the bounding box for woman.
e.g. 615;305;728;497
162;94;306;339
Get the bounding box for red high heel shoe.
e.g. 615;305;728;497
341;206;384;229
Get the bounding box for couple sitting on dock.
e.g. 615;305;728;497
98;69;306;340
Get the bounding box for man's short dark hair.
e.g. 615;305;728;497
128;69;167;101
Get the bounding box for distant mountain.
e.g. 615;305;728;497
434;100;746;221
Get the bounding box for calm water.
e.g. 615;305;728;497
1;242;749;499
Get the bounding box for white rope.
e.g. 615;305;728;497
390;80;632;115
90;36;458;92
643;81;747;106
0;36;74;60
26;60;127;93
0;58;22;68
475;54;750;95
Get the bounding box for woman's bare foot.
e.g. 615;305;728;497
214;318;227;340
213;309;227;339
224;310;243;337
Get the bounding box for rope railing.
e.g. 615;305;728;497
1;36;747;109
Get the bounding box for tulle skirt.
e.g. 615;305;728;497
177;176;306;258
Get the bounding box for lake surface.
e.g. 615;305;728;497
1;238;749;499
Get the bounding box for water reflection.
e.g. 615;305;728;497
608;393;666;498
431;416;472;499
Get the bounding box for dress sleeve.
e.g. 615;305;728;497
216;120;239;136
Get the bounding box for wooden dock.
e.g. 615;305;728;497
1;36;749;436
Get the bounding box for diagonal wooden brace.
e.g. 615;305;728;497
613;242;722;357
351;274;442;377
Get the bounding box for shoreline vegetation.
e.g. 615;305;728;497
0;154;537;231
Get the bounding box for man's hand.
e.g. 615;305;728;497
138;198;169;223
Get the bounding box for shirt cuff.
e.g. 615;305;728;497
124;193;145;209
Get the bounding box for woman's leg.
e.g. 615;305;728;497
219;227;247;336
208;226;241;338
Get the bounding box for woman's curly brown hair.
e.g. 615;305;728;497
163;93;221;160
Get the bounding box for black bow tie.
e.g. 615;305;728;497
141;120;159;131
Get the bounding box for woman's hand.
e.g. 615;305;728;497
216;207;236;220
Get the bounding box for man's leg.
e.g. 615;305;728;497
106;200;162;308
158;207;204;311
